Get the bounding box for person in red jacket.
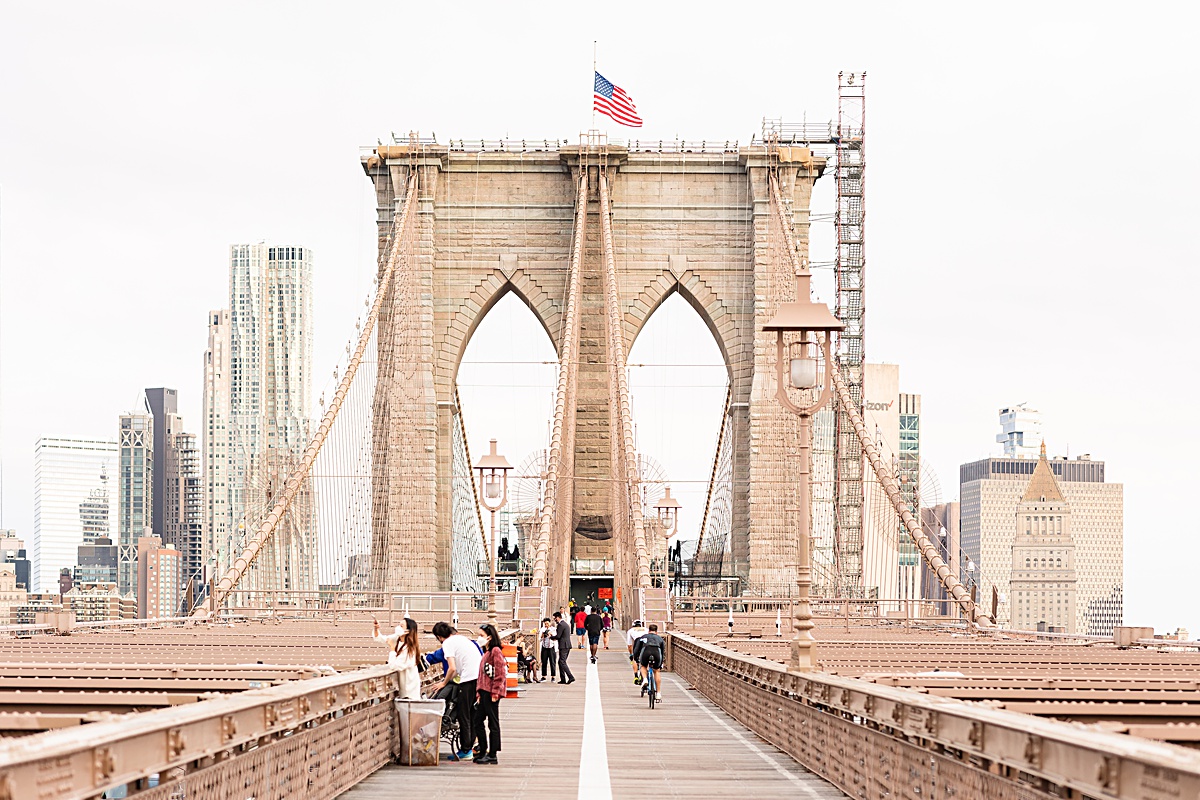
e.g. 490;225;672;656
473;623;507;764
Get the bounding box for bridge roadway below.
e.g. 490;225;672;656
339;645;847;800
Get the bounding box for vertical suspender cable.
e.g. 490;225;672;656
198;173;419;616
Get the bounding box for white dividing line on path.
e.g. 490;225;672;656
578;658;613;800
665;674;827;798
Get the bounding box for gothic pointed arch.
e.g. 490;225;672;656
624;268;741;380
435;267;563;394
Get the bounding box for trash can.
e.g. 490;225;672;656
394;697;445;766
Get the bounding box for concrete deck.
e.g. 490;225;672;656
338;644;845;799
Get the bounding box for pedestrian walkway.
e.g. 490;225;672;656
338;642;845;799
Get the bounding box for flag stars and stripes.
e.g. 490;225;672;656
593;71;643;128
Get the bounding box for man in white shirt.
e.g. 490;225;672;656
626;619;648;685
433;621;483;760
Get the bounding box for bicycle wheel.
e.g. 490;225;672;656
648;669;656;709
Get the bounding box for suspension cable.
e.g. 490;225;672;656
196;172;420;616
828;358;990;626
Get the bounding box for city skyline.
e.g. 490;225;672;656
0;5;1196;633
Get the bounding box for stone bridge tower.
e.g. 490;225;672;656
362;141;824;606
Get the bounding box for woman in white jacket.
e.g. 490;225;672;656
373;617;423;699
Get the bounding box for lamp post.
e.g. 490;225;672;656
475;439;512;626
654;486;682;593
762;266;844;672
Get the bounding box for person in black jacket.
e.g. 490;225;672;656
551;611;575;684
584;609;604;663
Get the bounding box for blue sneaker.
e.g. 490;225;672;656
455;750;473;761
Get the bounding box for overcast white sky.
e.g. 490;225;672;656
1;3;1197;634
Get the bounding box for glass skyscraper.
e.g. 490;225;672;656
118;414;153;596
32;439;117;592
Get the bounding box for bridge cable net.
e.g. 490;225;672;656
599;169;652;597
767;167;976;618
450;386;488;592
828;360;988;626
529;172;586;598
199;173;419;615
691;384;734;591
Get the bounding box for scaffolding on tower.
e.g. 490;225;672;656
833;71;867;597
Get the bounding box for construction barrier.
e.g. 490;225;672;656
503;642;519;698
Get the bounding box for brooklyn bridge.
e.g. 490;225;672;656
0;93;1197;798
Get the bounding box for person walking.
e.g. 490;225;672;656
573;606;587;649
372;617;423;699
431;621;483;760
539;617;557;681
552;611;575;684
584;608;603;663
601;609;613;650
473;624;506;764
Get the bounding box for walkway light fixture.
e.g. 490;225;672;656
762;266;844;672
475;439;512;625
654;486;683;591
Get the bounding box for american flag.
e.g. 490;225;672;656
593;72;642;128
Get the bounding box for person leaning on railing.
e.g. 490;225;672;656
372;617;423;699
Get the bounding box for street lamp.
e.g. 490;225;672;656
654;486;682;592
475;439;512;626
762;266;844;672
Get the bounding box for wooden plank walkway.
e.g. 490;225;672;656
338;643;845;799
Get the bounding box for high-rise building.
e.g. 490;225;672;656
145;388;178;540
74;536;118;585
996;404;1042;459
960;451;1122;635
860;364;923;608
147;388;206;605
118;413;153;596
137;536;181;618
1010;445;1078;632
919;502;962;607
203;309;232;577
32;439;117;592
173;431;205;602
221;244;315;596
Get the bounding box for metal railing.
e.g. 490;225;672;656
667;631;1200;799
389;592;515;615
0;623;523;798
0;663;402;799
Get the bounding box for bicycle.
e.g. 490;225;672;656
641;661;660;709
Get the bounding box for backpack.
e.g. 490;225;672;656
631;636;647;661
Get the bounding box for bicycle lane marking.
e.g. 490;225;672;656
664;674;827;798
578;657;613;800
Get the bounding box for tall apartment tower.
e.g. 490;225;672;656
1010;445;1077;632
117;413;153;596
203;310;232;576
222;244;315;595
145;388;178;540
147;389;205;601
32;439;117;592
960;444;1122;635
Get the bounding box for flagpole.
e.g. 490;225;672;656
592;40;597;130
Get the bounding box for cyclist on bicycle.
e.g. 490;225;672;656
633;623;665;702
626;619;648;684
